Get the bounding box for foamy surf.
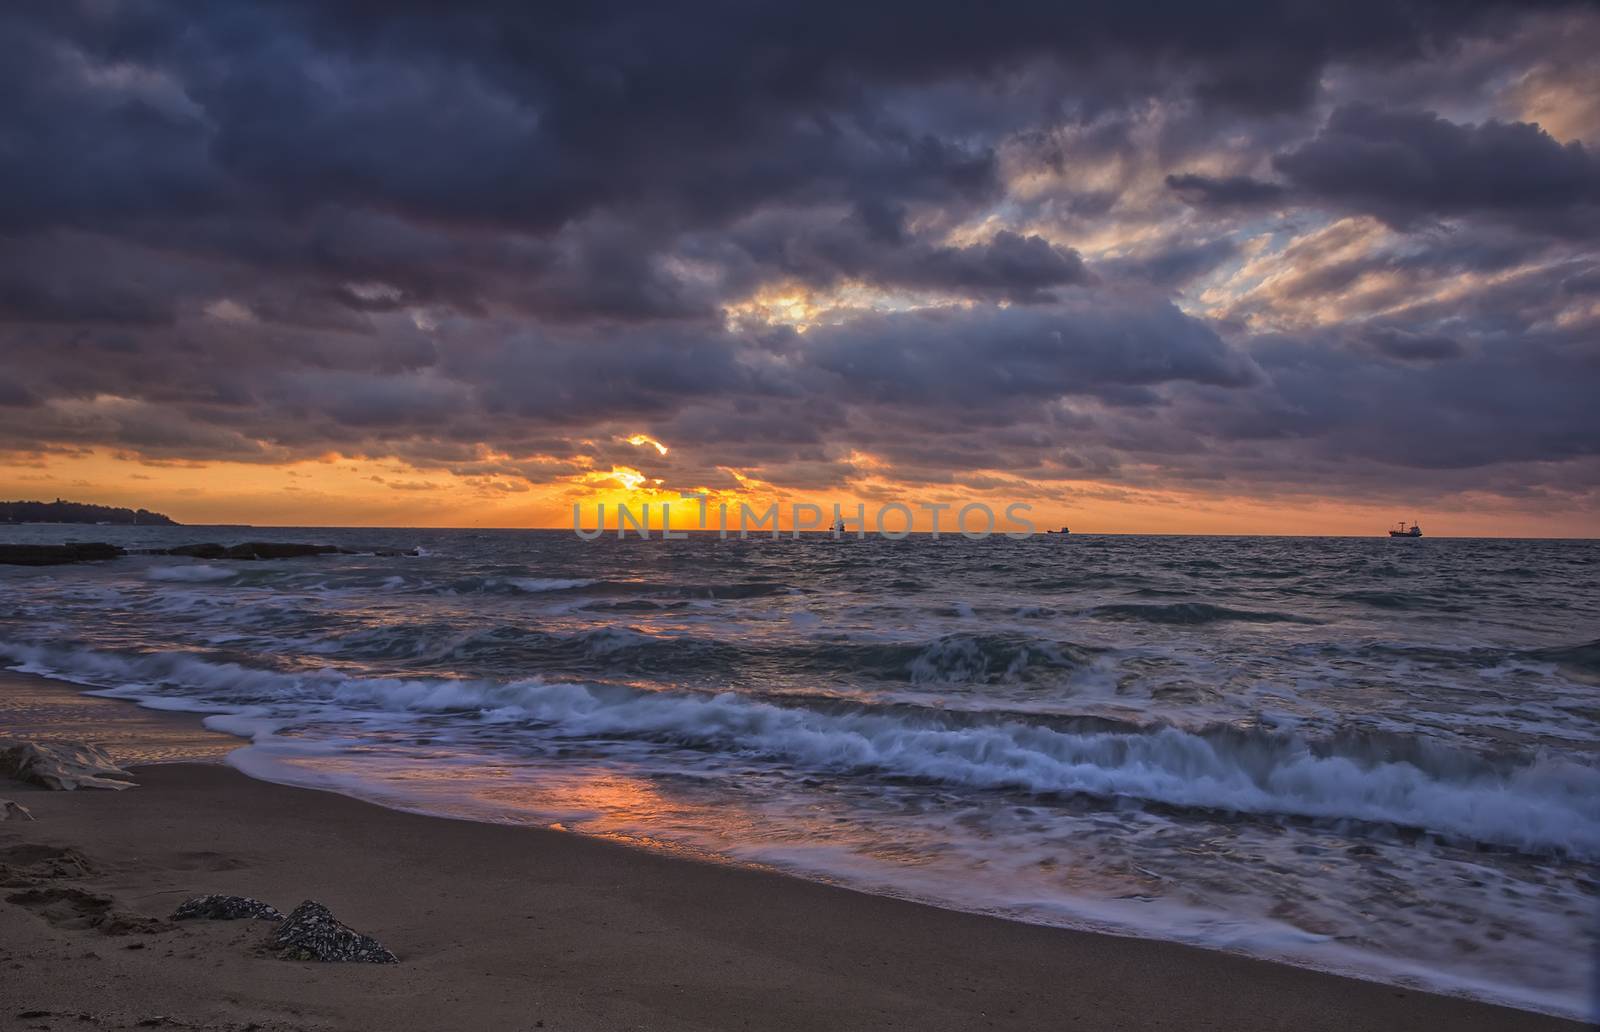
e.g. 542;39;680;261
8;638;1597;860
1;529;1596;1019
146;564;239;583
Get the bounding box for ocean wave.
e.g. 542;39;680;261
657;581;799;600
146;564;238;583
427;575;803;599
1525;639;1600;676
268;622;1096;686
453;625;744;675
437;684;1597;858
438;575;600;594
1089;602;1318;625
497;577;600;593
874;634;1090;684
581;599;691;613
507;631;1101;685
1336;591;1470;613
479;628;1089;685
5;638;1596;859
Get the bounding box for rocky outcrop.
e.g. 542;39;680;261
0;741;136;791
0;543;124;565
161;542;229;559
235;542;344;559
165;542;341;560
269;900;397;963
159;542;418;560
0;798;34;821
0;540;419;565
172;894;285;921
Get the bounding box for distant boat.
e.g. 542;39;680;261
1046;526;1070;535
1389;520;1422;538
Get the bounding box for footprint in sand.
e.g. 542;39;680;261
0;842;96;886
6;886;168;936
164;849;251;873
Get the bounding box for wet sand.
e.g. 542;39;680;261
0;671;1586;1031
0;670;238;765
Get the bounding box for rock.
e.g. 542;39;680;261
0;798;33;821
160;541;344;561
172;894;284;922
164;542;228;559
225;542;342;560
269;900;397;963
0;543;123;566
0;741;136;791
154;541;419;560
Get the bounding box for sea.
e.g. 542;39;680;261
1;526;1595;1018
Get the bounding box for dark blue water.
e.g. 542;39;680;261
2;526;1596;1015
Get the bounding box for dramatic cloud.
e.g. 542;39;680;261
1164;174;1287;209
0;1;1597;528
1273;105;1600;233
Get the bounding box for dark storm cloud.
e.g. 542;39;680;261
1191;330;1600;474
0;380;36;408
0;15;220;235
1;0;1598;511
0;236;177;326
1096;238;1241;289
3;0;1574;237
1272;104;1600;233
1168;101;1600;239
1361;327;1465;363
721;213;1090;302
0;289;1261;460
1164;174;1288;209
799;297;1259;407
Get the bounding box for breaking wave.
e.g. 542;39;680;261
818;634;1094;684
5;638;1595;860
146;565;238;583
1526;639;1600;676
439;575;601;595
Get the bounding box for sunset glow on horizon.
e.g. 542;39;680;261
3;445;1592;538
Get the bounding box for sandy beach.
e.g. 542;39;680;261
0;671;1584;1032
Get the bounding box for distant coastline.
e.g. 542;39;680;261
0;498;178;526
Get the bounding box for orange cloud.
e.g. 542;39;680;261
5;447;1593;538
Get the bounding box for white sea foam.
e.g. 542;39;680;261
497;577;599;593
6;638;1597;860
146;564;237;583
216;728;1591;1022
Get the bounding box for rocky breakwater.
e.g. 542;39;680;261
0;543;124;566
0;541;419;565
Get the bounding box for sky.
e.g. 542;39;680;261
1;2;1598;535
